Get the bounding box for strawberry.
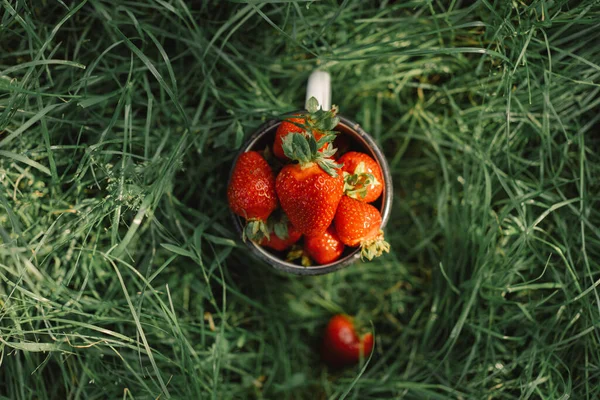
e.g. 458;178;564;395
259;219;302;251
304;226;345;265
321;314;374;367
338;151;383;203
227;151;278;242
334;196;390;260
273;97;339;161
277;163;343;237
275;97;344;237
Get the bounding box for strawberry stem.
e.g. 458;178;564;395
343;162;380;199
244;219;270;243
360;230;390;260
282;133;342;177
280;97;343;177
304;97;340;133
343;172;377;199
272;215;290;240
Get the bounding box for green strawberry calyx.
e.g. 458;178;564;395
360;230;390;260
282;97;340;137
281;132;341;176
281;97;342;177
304;96;340;135
343;162;380;199
244;218;270;243
271;213;290;240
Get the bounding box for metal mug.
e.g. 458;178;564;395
229;71;393;275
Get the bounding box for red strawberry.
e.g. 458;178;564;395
227;151;278;241
334;196;389;260
260;222;302;251
273;98;339;161
277;163;343;236
321;314;374;367
304;226;345;265
275;97;344;237
338;151;383;203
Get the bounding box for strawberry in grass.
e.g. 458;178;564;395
334;196;390;260
322;314;374;367
228;151;278;242
304;226;345;265
273;97;339;160
338;151;383;203
276;103;344;237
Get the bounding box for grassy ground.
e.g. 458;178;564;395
1;0;600;398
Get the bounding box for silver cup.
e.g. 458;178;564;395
228;71;393;275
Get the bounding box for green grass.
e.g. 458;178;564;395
1;0;600;398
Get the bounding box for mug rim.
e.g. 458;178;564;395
228;113;393;276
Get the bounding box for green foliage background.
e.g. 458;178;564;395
1;0;599;398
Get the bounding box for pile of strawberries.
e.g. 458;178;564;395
227;97;389;265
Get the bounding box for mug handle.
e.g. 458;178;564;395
305;70;331;111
